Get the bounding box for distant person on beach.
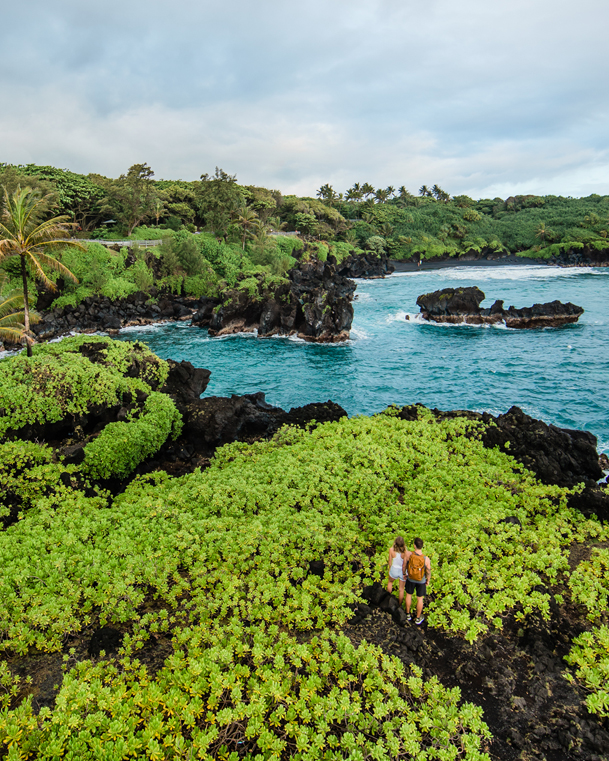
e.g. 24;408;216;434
404;537;431;625
387;535;406;605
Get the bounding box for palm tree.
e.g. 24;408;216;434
0;280;40;348
535;222;553;243
361;183;375;200
0;187;82;356
345;183;363;203
419;185;431;197
374;188;390;204
236;206;259;249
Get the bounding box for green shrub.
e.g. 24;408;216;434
565;626;609;717
0;441;72;523
0;337;168;439
83;392;182;479
3;627;491;760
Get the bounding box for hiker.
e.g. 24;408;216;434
404;537;431;625
387;535;406;605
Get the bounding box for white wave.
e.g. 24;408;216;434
215;329;259;340
402;312;512;330
354;291;373;301
119;321;167;333
0;348;22;358
386;310;409;323
350;327;370;340
268;332;305;343
432;265;588;282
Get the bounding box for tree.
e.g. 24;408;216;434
152;196;167;226
0;278;40;347
317;184;338;206
374;188;390;204
100;163;160;236
236;206;259;250
345;183;363;203
0;187;81;356
361;183;375;200
419;185;431;197
16;165;106;231
432;184;450;202
196;168;244;242
535;222;554;243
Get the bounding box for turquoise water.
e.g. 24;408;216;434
119;265;609;453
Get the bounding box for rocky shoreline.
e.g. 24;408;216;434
0;252;380;352
193;254;356;342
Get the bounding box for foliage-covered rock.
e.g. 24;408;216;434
0;336;181;480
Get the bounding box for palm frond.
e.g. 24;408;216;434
23;217;76;248
29;251;79;284
0;293;28;318
0;313;26;328
0;325;23;343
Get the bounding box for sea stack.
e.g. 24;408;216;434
415;287;583;328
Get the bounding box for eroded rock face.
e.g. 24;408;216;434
196;256;356;343
180;393;348;451
415;287;583;328
160;360;211;405
336;251;395;279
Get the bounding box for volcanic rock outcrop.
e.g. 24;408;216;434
415;286;583;328
336;251;395;279
20;291;199;348
193;255;355;342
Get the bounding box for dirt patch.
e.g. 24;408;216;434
568;541;609;571
343;603;609;761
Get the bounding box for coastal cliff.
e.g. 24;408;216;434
193;254;356;342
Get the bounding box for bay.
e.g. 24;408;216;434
119;264;609;453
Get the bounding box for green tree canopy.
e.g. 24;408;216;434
0;187;81;355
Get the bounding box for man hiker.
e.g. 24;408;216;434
404;537;431;625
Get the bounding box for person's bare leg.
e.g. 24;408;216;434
405;592;412;616
398;580;405;606
387;577;393;594
416;594;424;619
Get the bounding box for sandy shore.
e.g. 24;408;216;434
390;255;542;272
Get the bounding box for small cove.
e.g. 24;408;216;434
117;264;609;453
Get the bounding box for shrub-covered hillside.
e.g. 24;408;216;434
1;340;608;758
2;162;609;277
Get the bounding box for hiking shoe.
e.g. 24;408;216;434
406;614;412;622
415;616;425;626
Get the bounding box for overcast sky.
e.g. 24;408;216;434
2;0;608;198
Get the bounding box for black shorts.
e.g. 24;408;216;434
405;579;426;596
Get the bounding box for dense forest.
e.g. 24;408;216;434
1;162;609;318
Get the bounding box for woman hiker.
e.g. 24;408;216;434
387;535;407;606
404;537;431;625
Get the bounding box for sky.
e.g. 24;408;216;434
1;0;609;198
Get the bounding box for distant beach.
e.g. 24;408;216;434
391;255;543;272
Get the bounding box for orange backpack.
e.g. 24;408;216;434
407;552;426;582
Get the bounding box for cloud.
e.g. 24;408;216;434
1;0;608;197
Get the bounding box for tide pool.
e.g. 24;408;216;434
118;265;609;453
